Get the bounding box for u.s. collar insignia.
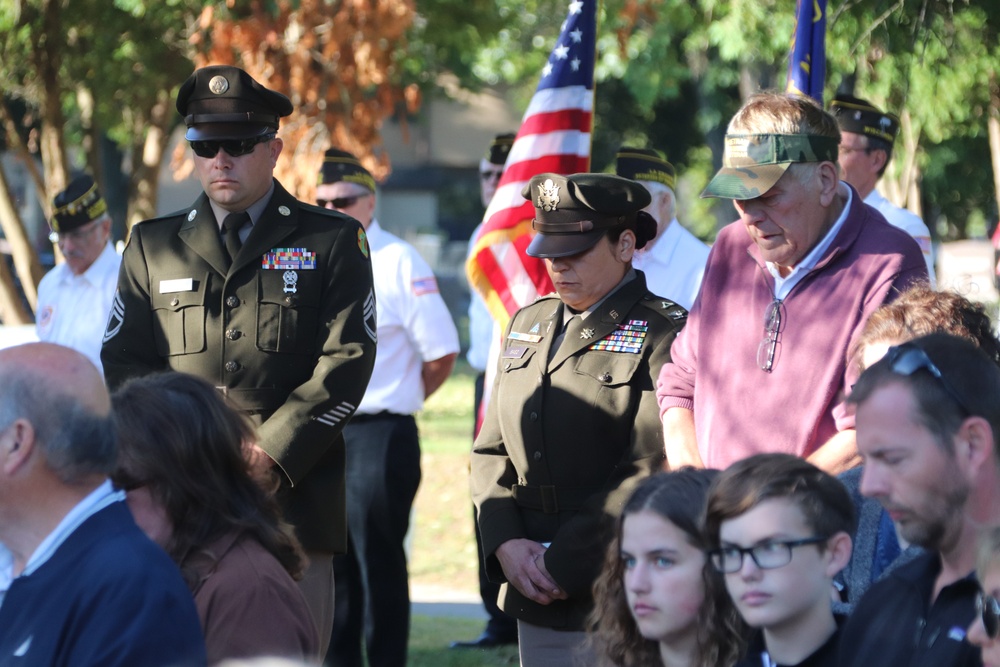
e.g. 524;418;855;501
357;228;370;258
209;75;229;95
282;270;298;294
537;179;560;211
609;309;619;319
187;210;197;222
278;205;291;216
581;327;595;340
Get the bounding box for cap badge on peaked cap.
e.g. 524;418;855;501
209;76;229;95
537;179;560;212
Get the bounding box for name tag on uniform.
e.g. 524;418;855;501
503;345;527;359
159;278;194;293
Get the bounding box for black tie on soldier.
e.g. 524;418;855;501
222;211;250;264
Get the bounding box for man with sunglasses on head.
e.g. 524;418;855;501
36;175;121;374
101;65;377;656
840;332;1000;666
317;148;459;667
655;92;927;477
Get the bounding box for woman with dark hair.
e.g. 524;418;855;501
590;470;747;667
472;172;690;667
111;372;318;664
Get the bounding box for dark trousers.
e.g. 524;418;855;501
325;414;421;667
473;372;518;638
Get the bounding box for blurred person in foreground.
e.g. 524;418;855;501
837;285;1000;610
830;94;935;283
588;469;746;667
614;147;708;311
656;92;927;475
316;148;459;667
0;343;205;666
36;175;120;372
471;172;688;666
111;371;318;665
101;65;377;653
968;526;1000;667
453;132;521;650
839;333;1000;666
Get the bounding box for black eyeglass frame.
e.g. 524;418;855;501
885;343;972;417
189;133;276;159
757;298;783;373
708;536;829;574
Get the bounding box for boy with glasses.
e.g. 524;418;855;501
840;332;1000;666
705;453;854;667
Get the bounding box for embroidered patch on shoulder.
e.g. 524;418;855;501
412;276;439;296
262;248;316;270
358;229;370;258
363;288;377;343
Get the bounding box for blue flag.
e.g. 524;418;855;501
785;0;827;103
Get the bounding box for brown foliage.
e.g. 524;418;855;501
187;0;417;199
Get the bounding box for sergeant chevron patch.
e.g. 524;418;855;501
102;290;125;343
363;289;377;343
315;401;356;427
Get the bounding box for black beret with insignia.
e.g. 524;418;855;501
615;146;676;190
485;133;516;166
176;65;293;141
317;148;377;192
829;94;899;145
523;173;651;258
51;175;108;233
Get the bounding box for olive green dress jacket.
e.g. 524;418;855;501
471;273;686;629
102;181;376;553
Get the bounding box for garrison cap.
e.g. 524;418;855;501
701;133;839;200
524;173;651;258
485;133;516;166
318;148;377;192
615;147;676;190
829;94;900;145
51;175;108;233
176;65;292;141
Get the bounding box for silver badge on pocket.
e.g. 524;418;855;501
283;270;298;294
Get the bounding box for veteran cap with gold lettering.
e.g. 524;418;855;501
51;175;108;233
829;94;900;145
318;148;377;192
700;133;839;200
524;173;651;258
176;65;293;141
615;147;676;190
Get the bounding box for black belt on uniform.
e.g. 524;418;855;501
511;484;603;514
215;386;288;415
349;410;411;423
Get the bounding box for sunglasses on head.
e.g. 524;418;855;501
317;194;369;209
189;133;275;159
979;591;1000;639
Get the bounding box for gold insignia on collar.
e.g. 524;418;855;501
609;309;619;319
537;179;560;211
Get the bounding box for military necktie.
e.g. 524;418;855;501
222;211;250;264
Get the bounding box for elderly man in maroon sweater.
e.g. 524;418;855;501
656;92;928;475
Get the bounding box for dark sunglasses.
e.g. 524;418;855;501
189;133;275;159
978;590;1000;639
317;194;369;209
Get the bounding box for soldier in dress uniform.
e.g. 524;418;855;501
470;172;687;667
100;65;377;656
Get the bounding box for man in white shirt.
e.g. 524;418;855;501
614;147;708;310
36;175;120;372
830;94;936;284
317;148;460;667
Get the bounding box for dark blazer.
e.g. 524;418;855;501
471;273;686;629
102;181;376;552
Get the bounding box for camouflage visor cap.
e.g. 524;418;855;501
701;133;839;200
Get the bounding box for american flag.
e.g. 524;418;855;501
466;0;596;329
785;0;827;103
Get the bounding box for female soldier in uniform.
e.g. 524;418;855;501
471;172;687;667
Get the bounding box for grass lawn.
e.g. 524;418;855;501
408;365;520;666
